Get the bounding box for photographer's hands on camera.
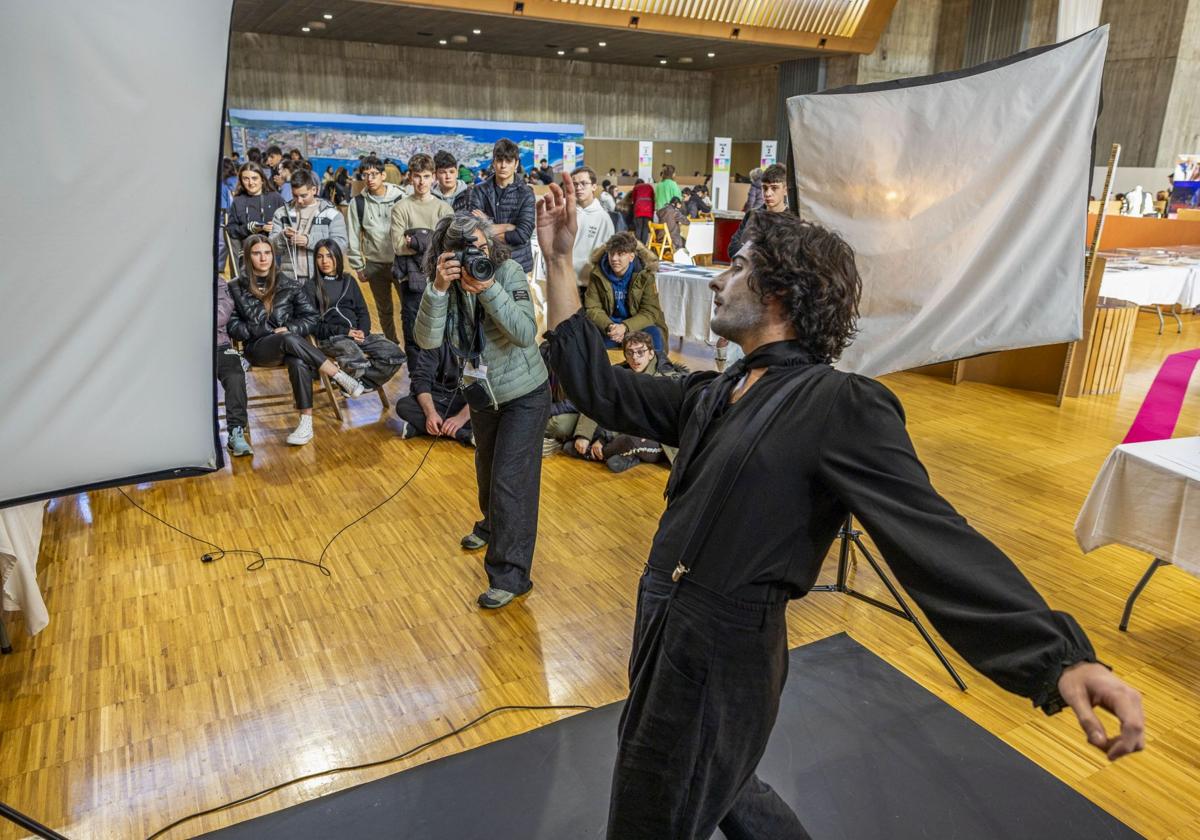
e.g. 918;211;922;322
435;251;494;295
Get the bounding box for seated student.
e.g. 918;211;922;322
305;239;405;392
654;196;687;254
562;331;686;472
584;231;669;352
227;235;364;446
685;184;711;218
216;275;251;457
393;335;473;446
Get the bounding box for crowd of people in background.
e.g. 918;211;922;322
215;139;746;605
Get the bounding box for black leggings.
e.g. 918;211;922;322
244;332;328;410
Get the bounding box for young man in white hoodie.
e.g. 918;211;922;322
347;155;405;345
570;166;614;299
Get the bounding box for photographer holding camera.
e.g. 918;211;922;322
416;212;549;609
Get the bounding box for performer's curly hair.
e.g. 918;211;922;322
741;211;862;363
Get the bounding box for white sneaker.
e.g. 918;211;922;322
287;415;314;445
333;370;365;398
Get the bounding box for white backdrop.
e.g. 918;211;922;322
787;28;1108;378
0;0;232;506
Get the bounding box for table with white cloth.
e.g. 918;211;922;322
1099;259;1200;333
655;263;722;345
1074;436;1200;630
683;221;713;259
1;501;50;650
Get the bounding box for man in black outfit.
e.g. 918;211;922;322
394;337;473;446
535;179;1146;839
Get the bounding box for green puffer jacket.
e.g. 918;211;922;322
414;259;548;406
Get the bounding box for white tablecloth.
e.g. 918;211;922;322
1075;436;1200;577
1;501;49;635
656;263;721;343
684;222;714;257
1099;264;1200;308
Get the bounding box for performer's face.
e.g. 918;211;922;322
710;244;766;343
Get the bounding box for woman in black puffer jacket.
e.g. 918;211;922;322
227;234;364;445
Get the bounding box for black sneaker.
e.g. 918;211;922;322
606;453;640;473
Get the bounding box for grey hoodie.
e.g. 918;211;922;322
347;183;404;269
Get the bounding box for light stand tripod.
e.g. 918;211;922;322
811;515;967;691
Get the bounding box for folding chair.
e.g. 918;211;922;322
647;222;675;261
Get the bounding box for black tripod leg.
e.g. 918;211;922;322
851;535;967;692
1119;558;1170;632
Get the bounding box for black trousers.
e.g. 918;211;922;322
394;388;472;444
634;216;650;244
608;568;811;840
318;333;404;388
216;345;248;430
468;381;551;593
243;332;327;410
362;261;401;344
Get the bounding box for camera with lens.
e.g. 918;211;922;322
453;246;496;282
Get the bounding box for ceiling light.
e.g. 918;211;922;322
557;50;565;55
707;52;716;57
438;39;448;45
473;28;482;34
598;41;606;47
323;13;333;20
659;59;667;64
301;26;311;32
451;35;468;43
679;57;693;64
573;46;589;54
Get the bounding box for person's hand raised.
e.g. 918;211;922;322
536;173;578;263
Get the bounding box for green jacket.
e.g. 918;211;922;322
414;259;547;406
584;242;670;348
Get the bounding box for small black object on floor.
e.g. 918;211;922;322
200;633;1141;840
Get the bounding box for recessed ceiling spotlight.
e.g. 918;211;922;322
573;46;589;54
451;35;468;43
301;26;311;32
707;52;716;57
473;28;482;34
438;39;448;45
679;56;693;64
323;13;333;20
557;50;565;55
598;41;606;46
659;59;667;64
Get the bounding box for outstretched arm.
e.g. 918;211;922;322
538;176;689;445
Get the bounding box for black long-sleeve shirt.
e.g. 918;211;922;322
546;312;1095;711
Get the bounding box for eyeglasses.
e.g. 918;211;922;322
624;347;651;359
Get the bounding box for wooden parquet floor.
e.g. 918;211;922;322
2;310;1199;839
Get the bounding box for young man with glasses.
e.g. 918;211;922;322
570;166;614;297
347;155;405;345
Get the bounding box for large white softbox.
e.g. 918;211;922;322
787;27;1108;377
0;0;232;506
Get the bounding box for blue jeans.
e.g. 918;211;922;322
603;324;664;352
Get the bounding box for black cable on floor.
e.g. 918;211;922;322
117;435;439;577
143;702;597;840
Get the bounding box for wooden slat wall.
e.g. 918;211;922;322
228;33;715;142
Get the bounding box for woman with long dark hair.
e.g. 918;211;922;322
306;239;405;391
226;162;285;250
227;234;365;445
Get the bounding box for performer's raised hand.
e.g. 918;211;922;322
537;173;580;330
1058;662;1145;760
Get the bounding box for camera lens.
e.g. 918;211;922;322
467;255;495;280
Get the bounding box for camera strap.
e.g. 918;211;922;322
448;281;486;369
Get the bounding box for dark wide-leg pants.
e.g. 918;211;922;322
216;345;248;430
244;332;327;410
607;568;811;840
362;260;401;344
468;382;551;593
394;388;473;445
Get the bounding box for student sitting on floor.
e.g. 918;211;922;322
583;231;670;353
228;234;364;446
561;331;685;472
305;238;405;393
393;334;473;446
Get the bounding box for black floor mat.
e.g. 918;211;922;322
200;633;1141;839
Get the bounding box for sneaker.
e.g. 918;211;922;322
333;370;365;398
396;419;416;439
226;426;253;457
541;437;560;458
606;453;641;473
460;532;487;551
287;415;314;446
477;582;533;609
